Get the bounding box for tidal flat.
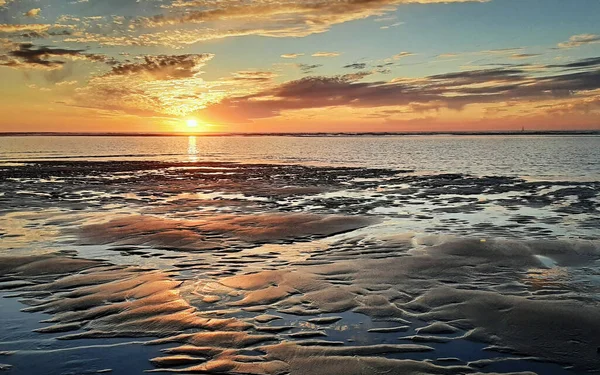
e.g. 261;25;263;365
0;160;599;374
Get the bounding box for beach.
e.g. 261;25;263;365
0;135;599;374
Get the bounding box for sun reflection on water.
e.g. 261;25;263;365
188;136;198;162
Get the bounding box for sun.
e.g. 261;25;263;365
186;119;198;128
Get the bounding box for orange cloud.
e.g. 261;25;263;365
281;53;303;59
312;52;341;57
139;0;489;45
25;8;41;18
0;24;52;33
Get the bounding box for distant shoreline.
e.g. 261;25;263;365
1;130;599;137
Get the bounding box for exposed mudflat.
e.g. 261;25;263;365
0;161;599;374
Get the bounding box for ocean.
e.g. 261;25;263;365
2;135;600;179
0;135;599;374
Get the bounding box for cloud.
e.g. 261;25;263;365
25;8;41;18
435;48;526;60
547;57;600;70
69;52;274;119
558;34;600;49
56;80;78;86
143;0;488;44
312;52;341;57
198;56;600;123
0;43;110;70
0;0;489;52
281;53;303;59
482;47;523;54
70;54;216;117
428;68;527;84
437;53;458;58
296;63;322;74
64;27;298;49
344;63;367;70
374;15;398;22
46;0;486;48
393;51;414;60
229;70;278;82
510;53;541;60
380;21;404;29
0;24;52;33
108;54;214;80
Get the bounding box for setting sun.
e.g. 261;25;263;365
186;119;198;128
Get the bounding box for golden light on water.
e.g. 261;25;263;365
188;136;198;162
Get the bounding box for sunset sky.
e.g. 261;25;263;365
1;0;599;133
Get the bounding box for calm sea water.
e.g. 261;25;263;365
1;135;599;180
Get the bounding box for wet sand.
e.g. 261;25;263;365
0;161;599;374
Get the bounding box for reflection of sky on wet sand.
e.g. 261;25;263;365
525;267;570;291
0;160;598;375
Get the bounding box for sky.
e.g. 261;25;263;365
0;0;599;133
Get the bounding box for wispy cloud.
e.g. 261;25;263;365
380;21;404;29
510;53;541;60
558;34;600;49
142;0;488;43
312;52;341;58
547;56;600;70
437;53;458;59
281;53;304;59
0;24;52;33
392;52;414;60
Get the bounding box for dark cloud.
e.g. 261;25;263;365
344;63;367;70
296;63;322;74
0;43;109;69
429;68;527;83
547;57;600;70
10;43;83;67
534;70;600;94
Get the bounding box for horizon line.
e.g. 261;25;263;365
1;130;600;137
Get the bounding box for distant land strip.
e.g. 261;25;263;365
1;130;599;137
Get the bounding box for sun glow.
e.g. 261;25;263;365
186;119;199;128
